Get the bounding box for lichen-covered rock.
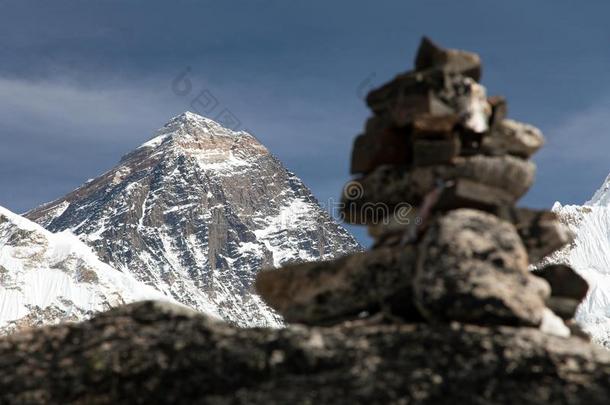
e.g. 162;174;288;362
414;209;550;326
255;246;421;325
0;301;609;404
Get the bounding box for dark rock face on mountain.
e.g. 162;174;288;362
25;112;361;327
1;301;609;405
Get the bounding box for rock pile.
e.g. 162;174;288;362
1;38;610;404
256;37;584;338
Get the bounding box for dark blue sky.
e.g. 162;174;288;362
2;0;610;245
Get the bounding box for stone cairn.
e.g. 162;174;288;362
256;37;589;339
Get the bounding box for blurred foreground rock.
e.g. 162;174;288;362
1;301;610;405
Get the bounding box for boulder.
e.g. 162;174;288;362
487;95;507;129
495;207;574;263
412;138;461;166
411;113;459;138
482;119;545;158
414;209;550;326
533;264;588;301
451;154;535;200
533;264;588;320
411;114;461;166
341;155;535;224
365;68;451;119
255;246;421;325
415;36;482;81
365;69;490;133
350;128;411;174
436;178;517;210
341;166;434;224
0;301;609;404
438;75;491;133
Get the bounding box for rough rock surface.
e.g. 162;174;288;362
342;155;535;224
256;245;421;325
25;112;361;327
0;301;609;405
481;118;545;158
414;209;549;326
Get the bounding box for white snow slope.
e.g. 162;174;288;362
0;205;173;333
548;173;610;347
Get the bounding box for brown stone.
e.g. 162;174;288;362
412;138;461;166
367;206;421;246
533;264;588;301
458;130;485;156
1;301;610;403
496;207;574;264
342;155;535;224
415;36;482;81
488;95;507;129
350;128;411;174
255;246;421;325
436;178;516;210
544;297;582;320
366;69;453;121
340;166;435;224
364;113;394;133
412;114;459;139
410;115;461;165
482;119;545;158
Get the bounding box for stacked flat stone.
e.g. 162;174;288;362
255;38;588;340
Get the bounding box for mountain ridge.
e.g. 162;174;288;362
26;111;361;327
544;177;610;347
0;205;173;333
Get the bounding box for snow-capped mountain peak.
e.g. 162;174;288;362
137;111;252;151
585;173;610;207
26;112;361;328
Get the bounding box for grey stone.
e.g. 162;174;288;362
255;246;421;325
495;207;574;264
414;209;550;326
0;301;609;404
341;155;535;224
415;36;482;81
482;119;545;158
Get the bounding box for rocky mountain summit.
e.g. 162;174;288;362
25;112;360;327
1;38;609;404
